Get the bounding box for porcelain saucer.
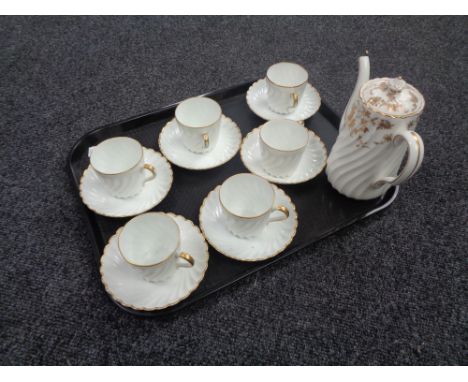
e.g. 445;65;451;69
80;148;173;218
240;127;328;184
199;185;298;262
158;115;242;170
246;78;321;122
100;213;209;311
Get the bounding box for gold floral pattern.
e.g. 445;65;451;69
361;77;424;117
345;101;399;148
377;120;393;130
374;134;393;145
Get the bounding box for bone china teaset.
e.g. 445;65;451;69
79;56;426;311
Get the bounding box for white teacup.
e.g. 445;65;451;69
259;119;309;178
90;137;156;199
219;173;290;238
118;212;194;283
266;62;308;114
175;97;222;154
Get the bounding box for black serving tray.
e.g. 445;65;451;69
68;80;398;317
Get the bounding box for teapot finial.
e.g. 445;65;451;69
386;77;407;92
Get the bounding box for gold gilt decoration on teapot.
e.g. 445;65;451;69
361;77;424;118
346;101;395;148
364;80;420;115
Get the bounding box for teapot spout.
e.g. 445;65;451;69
356;54;370;93
339;54;370;130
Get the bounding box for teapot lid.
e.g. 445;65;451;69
360;77;425;118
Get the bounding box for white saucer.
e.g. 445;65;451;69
80;148;173;218
199;185;298;262
100;213;209;311
158;115;242;170
246;78;321;121
240;127;328;184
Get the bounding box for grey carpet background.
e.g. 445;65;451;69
0;16;467;365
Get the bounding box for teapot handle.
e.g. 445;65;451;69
373;130;424;187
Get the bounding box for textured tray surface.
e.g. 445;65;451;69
68;81;397;316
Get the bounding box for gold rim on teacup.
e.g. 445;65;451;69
266;61;309;88
90;136;144;175
259;119;309;153
157;116;242;171
79;149;173;218
239;127;328;185
218;173;277;219
199;185;298;262
175;97;222;129
218;173;290;222
100;213;209;311
117;212;192;268
245;79;322;122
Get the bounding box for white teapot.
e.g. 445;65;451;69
326;55;425;200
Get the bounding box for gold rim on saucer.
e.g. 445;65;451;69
79;148;173;218
99;213;209;312
266;61;309;89
199;185;298;262
157;116;242;171
240;127;328;185
246;79;322;122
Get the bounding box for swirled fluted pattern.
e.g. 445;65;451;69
260;143;304;178
326;127;407;200
246;79;321;121
241;128;327;184
100;214;209;311
80;149;173;217
159;116;241;170
199;186;298;262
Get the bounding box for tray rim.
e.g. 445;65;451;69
67;79;400;317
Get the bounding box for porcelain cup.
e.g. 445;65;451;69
259;119;309;178
219;173;290;238
90;137;156;198
118;212;194;283
175;97;222;154
266;62;308;114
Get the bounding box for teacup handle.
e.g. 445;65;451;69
143;163;156;182
290;93;299;110
267;205;290;223
177;252;195;268
203;133;209;149
373;131;424;187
